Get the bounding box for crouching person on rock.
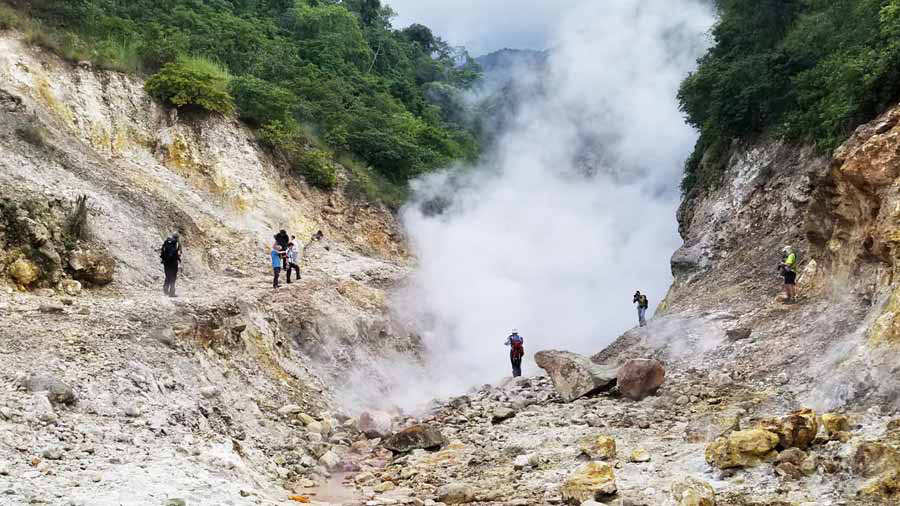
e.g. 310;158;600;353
505;329;525;377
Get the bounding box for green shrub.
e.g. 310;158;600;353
230;75;298;125
145;57;233;114
295;149;337;190
257;120;300;150
0;3;26;30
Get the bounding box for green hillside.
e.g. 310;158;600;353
1;0;481;201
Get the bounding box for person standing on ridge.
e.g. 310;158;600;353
160;233;181;297
779;245;797;302
271;243;283;289
285;238;301;284
633;290;649;327
505;330;525;377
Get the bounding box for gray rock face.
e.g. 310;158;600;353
726;327;753;341
491;407;516;424
277;404;302;416
21;373;76;405
38;303;65;314
68;249;115;286
534;350;617;402
617;359;665;401
436;483;476;504
31;393;56;422
318;450;341;471
358;410;393;438
383;424;446;453
42;446;63;460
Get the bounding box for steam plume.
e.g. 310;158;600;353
383;0;715;409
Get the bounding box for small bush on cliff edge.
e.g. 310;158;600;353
295;149;337;191
145;56;233;114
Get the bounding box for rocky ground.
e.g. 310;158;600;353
5;24;900;506
324;341;900;506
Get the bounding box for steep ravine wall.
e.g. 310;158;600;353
652;102;900;412
0;31;420;504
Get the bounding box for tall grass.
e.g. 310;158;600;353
3;3;141;73
94;37;142;72
177;54;230;82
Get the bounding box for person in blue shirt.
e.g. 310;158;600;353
271;244;283;289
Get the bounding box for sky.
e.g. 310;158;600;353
387;0;585;55
335;0;717;412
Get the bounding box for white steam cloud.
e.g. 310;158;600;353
386;0;715;409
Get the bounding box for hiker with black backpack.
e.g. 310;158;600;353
505;329;525;377
160;233;182;297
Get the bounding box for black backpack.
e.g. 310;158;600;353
161;238;179;263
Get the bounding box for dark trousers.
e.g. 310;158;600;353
273;267;281;288
511;354;523;377
163;263;178;296
285;262;300;283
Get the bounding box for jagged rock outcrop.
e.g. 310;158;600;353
0;31;415;505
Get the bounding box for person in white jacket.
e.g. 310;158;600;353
284;238;301;284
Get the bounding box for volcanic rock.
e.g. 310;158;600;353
383;424;446;453
534;350;617;402
617;358;665;400
705;429;779;469
559;462;617;504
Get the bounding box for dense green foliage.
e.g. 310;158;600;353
679;0;900;193
145;56;234;114
15;0;481;195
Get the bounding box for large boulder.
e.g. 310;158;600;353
20;373;76;405
705;429;779;469
617;358;665;400
559;462;617;504
68;249;115;286
671;476;716;506
383;424;446;453
358;411;393;438
757;409;818;450
534;350;617;402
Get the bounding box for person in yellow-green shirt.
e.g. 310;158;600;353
779;246;797;302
